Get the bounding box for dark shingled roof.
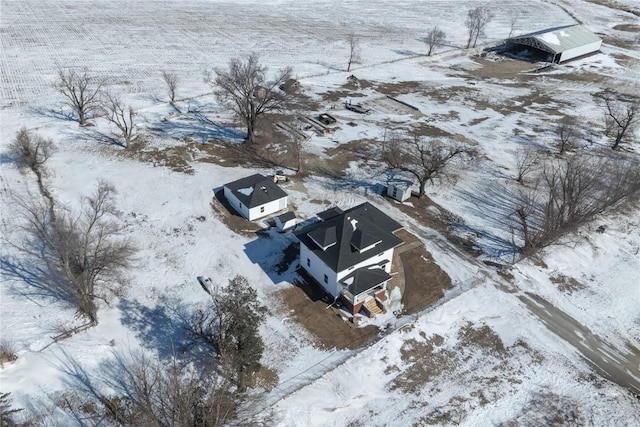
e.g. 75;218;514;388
295;202;403;272
317;206;344;221
276;211;296;222
342;267;392;296
224;174;288;208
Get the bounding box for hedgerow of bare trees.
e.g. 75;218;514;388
424;27;446;56
54;68;105;126
54;351;237;427
596;91;639;150
187;275;266;391
208;54;292;144
465;6;494;48
511;153;640;255
381;133;473;198
346;33;363;72
162;70;179;104
100;92;138;149
12;181;134;323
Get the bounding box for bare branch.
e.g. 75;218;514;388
346;33;362;72
465;7;494;48
424;27;446;56
54;68;104;126
162;70;179;104
100;93;137;148
596;91;639;149
382;132;473;198
211;54;292;144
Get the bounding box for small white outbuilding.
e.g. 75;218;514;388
507;24;602;63
223;174;288;221
275;211;297;231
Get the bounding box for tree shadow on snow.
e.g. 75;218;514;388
0;253;77;307
151;115;244;144
118;296;193;360
454;181;522;259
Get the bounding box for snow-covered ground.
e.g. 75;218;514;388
1;0;639;425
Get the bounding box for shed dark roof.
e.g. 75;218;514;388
224;174;288;208
342;266;391;296
276;211;296;222
295;202;403;272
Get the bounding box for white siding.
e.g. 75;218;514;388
299;244;339;297
247;196;288;220
387;184;412;202
223;186;250;219
560;40;602;62
336;247;394;283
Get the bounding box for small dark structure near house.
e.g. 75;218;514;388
345;101;370;114
318;113;337;125
280;78;301;93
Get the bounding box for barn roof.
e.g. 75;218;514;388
508;24;601;55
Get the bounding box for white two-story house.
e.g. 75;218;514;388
295;202;404;316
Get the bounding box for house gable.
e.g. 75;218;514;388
295;202;403;274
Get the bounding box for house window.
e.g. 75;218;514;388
307;258;311;268
324;274;328;283
260;206;265;213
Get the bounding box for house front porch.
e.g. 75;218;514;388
339;266;391;317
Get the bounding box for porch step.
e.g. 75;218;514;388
364;298;383;316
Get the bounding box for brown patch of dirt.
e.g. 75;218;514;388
210;189;261;238
374;80;423;96
550;274;586;294
275;277;379;350
584;0;640;16
464;57;540;81
390;334;452;393
457;322;507;358
398;241;453;315
320;90;367;103
613;24;640;32
603;35;637;50
253;365;279;391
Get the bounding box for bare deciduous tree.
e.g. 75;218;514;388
59;352;237;427
508;12;520;39
346;33;362;72
187;275;266;391
13;182;134;322
511;153;640;255
209;54;291;144
290;135;308;174
162;70;179;104
514;147;540;183
597;91;639;150
465;6;494;48
382;133;472;198
101;93;137;148
556;116;580;154
424;27;446;56
8;128;56;214
54;68;104;126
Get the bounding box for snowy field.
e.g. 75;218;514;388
1;0;640;425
